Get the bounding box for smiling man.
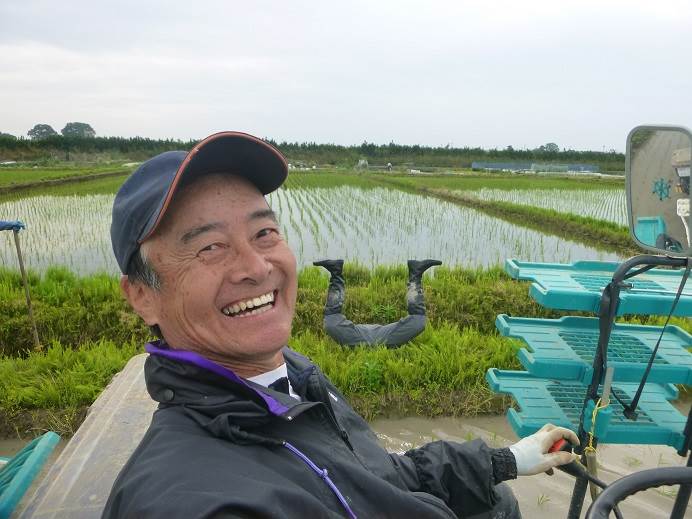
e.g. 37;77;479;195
103;132;578;519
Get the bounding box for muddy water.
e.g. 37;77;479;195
2;414;689;518
0;437;67;461
370;415;692;519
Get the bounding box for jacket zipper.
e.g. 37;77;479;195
310;372;355;452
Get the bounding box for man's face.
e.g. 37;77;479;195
136;174;297;369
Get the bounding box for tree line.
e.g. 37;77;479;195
0;133;625;172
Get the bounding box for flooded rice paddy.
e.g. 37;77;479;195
0;186;620;274
466;188;628;226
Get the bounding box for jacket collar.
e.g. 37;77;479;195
144;341;317;423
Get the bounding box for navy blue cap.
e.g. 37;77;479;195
111;131;288;273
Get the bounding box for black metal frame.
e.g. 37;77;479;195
566;254;691;519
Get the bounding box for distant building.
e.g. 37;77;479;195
471;161;532;172
471;161;599;173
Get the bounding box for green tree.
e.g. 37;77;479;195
0;132;16;140
27;124;58;140
544;142;559;153
61;122;96;138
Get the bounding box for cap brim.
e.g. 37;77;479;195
140;131;287;242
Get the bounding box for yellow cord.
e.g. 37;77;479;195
585;397;609;453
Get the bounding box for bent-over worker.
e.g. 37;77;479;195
314;258;440;348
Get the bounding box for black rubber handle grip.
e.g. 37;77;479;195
585;467;692;519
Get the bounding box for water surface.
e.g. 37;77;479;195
0;186;621;274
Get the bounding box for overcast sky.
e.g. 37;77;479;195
2;0;691;151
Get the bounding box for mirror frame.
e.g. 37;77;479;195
626;124;692;257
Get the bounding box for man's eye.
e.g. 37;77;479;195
257;228;278;239
199;243;222;253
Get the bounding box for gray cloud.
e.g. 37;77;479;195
2;0;691;151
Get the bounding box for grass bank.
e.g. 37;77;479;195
3;265;688;438
428;188;636;255
0;264;552;437
372;174;636;256
0;265;559;356
0;340;140;437
0;165;133;189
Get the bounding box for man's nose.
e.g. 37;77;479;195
226;242;272;284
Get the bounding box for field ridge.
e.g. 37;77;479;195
372;174;637;256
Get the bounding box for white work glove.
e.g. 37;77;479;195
508;423;580;476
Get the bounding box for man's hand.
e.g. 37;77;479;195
508;423;579;476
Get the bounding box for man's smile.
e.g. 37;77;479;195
221;290;277;317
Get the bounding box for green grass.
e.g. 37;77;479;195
0;339;141;436
284;169;386;189
1;264;553;356
0;325;518;436
0;264;540;434
375;171;624;191
290;325;519;420
0;268;147;357
0;164;131;188
0;339;141;410
2;264;691;436
286;169;624;192
0;173;129;202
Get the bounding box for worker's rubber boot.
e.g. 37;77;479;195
406;259;442;315
313;259;345;315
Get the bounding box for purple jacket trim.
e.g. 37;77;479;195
284;442;357;519
145;341;290;416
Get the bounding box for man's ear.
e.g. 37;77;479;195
120;275;160;326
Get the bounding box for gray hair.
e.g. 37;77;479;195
126;247;163;339
126;246;162;291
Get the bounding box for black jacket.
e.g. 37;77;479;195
103;345;516;519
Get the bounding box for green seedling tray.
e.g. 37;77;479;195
496;315;692;385
504;259;692;316
486;369;686;450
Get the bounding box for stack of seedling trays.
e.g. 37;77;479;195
486;260;692;450
504;259;692;316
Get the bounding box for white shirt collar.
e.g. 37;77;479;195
246;363;300;400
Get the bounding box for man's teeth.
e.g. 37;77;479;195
222;292;275;316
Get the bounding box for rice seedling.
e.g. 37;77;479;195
624;455;643;468
537;494;551;506
421;188;635;256
0;194;119;274
1;173;623;275
465;188;628;226
0;189;613;276
267;185;621;269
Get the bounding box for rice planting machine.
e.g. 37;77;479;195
486;125;692;518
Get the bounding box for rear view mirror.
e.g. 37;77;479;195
626;125;692;256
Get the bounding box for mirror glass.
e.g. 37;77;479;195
627;126;692;256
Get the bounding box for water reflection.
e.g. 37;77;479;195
0;187;620;274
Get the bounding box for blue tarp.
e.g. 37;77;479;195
0;220;25;232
